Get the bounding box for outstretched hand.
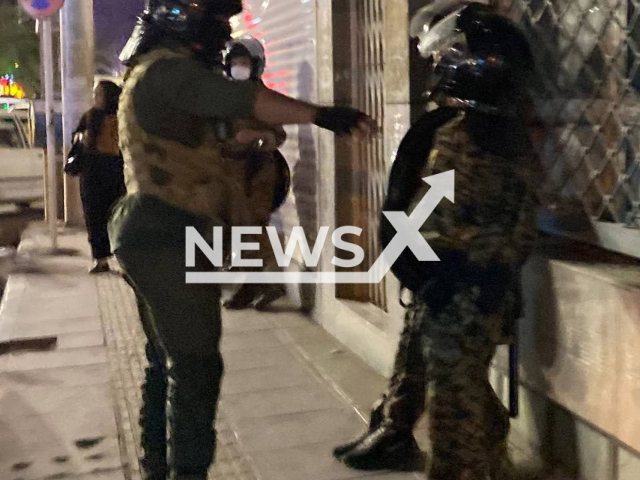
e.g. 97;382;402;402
314;106;380;138
351;114;379;140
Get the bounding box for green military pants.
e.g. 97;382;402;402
110;194;223;480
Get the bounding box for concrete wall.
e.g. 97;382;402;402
490;237;640;478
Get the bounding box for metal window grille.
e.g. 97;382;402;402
334;0;388;310
495;0;640;257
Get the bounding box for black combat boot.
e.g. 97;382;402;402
254;284;287;311
338;422;420;471
333;398;385;458
139;343;168;480
223;283;257;310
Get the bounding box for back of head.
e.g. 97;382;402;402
98;81;123;114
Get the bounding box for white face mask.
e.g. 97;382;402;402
230;65;252;81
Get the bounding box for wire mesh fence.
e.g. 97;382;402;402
495;0;640;254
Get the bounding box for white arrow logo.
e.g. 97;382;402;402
186;170;455;284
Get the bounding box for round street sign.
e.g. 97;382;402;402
19;0;65;19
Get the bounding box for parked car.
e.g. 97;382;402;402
0;101;45;208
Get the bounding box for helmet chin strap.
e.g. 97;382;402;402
426;72;519;117
425;75;447;105
445;97;519;117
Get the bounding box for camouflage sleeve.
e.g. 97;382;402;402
466;176;539;269
416;166;539;270
505;184;539;265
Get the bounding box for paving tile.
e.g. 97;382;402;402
0;383;113;418
1;316;102;341
222;345;297;372
0;363;109;390
17;293;100;322
293;337;351;361
0;397;121;480
73;470;127;480
248;440;380;480
274;323;336;345
221;361;317;396
5;346;107;371
0;436;122;480
232;408;365;453
222;385;343;420
20;277;96;300
56;330;105;349
354;473;423;480
312;353;389;416
221;330;286;352
267;311;317;329
222;312;275;333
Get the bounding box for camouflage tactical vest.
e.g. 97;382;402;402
381;109;538;339
119;48;285;269
119;48;259;228
411;111;537;267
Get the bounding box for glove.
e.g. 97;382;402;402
314;106;369;135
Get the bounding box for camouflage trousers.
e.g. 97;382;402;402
374;304;426;431
378;287;510;480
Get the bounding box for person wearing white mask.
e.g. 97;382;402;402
225;35;267;82
222;36;290;311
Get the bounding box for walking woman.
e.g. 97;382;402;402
74;81;126;274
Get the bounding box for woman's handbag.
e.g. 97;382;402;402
64;134;86;177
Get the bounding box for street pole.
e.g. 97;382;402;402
60;0;94;227
42;18;58;250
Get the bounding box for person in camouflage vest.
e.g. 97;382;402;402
334;3;540;479
110;2;376;479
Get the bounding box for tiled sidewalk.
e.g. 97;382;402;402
96;259;421;480
1;224;421;480
0;226;125;480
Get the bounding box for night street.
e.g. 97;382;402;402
1;1;640;480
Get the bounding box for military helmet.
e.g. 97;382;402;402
146;0;242;39
120;0;243;66
410;1;535;114
224;36;267;80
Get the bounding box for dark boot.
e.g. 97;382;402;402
167;352;223;478
89;258;110;274
333;397;385;458
139;342;168;480
254;284;286;311
223;283;257;310
339;422;419;471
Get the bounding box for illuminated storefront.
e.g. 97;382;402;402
0;74;26;100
